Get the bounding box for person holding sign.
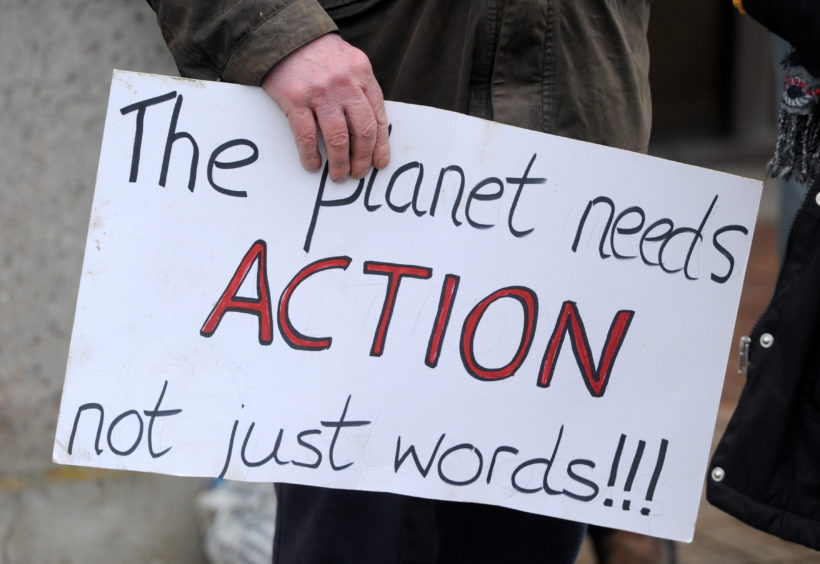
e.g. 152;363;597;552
147;1;657;562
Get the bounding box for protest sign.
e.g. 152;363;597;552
54;71;761;541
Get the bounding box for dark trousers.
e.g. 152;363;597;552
274;484;586;564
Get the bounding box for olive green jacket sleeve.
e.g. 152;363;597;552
147;0;337;86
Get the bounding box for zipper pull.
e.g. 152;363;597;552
738;335;751;376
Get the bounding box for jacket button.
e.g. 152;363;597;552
711;467;725;482
759;333;774;348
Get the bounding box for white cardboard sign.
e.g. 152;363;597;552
54;71;761;541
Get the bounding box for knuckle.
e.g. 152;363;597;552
350;152;371;167
281;82;311;103
310;82;330;99
285;81;331;105
295;131;318;149
376;136;390;150
375;105;389;125
357;118;378;141
350;50;372;74
326;131;350;149
327;71;354;91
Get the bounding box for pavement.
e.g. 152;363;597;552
577;219;820;563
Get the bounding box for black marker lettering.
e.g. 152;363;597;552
486;445;519;484
68;403;105;455
119;91;177;183
506;153;544;237
564;459;599;501
160;94;199;191
465;177;504;229
711;225;749;284
142;380;182;458
394;434;446;477
292;429;323;469
240;424;291;467
572;196;615;259
207;139;259;197
106;410;143;456
385;162;424;215
304;164;364;252
437;443;484;486
320;395;372;471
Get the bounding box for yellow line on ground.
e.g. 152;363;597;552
0;466;120;490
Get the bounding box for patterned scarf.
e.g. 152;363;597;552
768;49;820;185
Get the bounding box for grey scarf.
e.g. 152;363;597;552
768;50;820;185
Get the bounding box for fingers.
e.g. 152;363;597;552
345;97;378;180
262;34;391;181
294;88;386;182
315;105;351;182
287;107;322;172
363;76;391;170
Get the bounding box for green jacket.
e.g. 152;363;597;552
148;0;651;152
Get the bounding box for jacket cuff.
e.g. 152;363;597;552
222;0;338;86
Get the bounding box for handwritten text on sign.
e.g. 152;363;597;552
54;71;760;542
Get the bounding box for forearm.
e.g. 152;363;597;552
147;0;337;85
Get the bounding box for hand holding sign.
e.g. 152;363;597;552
262;33;390;182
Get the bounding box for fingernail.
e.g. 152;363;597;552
376;150;391;169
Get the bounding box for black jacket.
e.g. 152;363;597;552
742;0;820;72
707;177;820;550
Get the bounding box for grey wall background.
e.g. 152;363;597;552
0;1;208;561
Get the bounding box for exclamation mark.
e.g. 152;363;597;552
621;440;646;510
603;434;626;507
640;439;669;516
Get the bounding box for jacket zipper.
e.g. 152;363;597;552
739;183;815;375
738;335;751;376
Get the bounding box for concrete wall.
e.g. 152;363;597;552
0;1;207;561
